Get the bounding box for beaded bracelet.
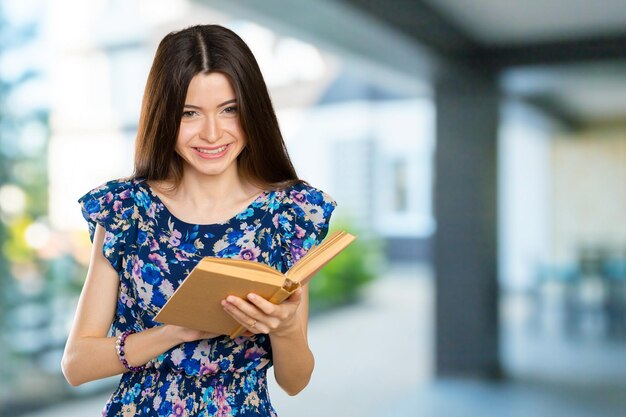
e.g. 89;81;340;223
115;330;146;372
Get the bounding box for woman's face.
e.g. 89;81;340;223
176;72;246;180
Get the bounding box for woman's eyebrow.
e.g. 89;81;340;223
217;98;237;108
183;99;238;110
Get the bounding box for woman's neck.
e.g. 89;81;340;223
155;168;262;212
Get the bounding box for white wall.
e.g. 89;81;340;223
279;97;435;238
551;127;626;261
499;101;557;290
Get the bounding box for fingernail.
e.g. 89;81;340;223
247;294;256;301
227;296;236;303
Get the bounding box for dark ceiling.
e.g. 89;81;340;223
340;0;626;126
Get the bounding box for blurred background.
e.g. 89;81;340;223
0;0;625;416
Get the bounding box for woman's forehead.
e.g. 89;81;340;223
185;72;236;106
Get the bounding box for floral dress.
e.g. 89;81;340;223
78;177;336;417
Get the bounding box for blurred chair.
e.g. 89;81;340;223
532;246;626;341
532;262;581;337
602;252;626;339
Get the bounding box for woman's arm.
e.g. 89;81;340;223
267;287;315;395
61;224;217;387
222;286;314;395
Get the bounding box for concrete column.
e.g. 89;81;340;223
433;71;501;377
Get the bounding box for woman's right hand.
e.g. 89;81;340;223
166;324;221;343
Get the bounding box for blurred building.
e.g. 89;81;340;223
1;0;626;416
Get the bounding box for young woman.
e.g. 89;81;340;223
61;24;336;417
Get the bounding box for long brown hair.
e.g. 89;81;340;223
132;24;302;191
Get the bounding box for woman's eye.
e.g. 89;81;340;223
223;106;238;114
182;110;197;118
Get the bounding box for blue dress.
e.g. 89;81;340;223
78;177;336;417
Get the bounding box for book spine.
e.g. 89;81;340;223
228;287;295;339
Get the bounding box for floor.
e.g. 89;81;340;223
19;264;626;417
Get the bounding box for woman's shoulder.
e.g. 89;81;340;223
78;176;142;224
77;177;144;270
274;181;336;206
276;181;337;215
79;176;156;208
270;182;337;270
268;181;337;234
81;176;139;199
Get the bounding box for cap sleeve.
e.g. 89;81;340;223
277;183;337;272
78;178;136;273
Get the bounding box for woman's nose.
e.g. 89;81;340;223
202;117;222;142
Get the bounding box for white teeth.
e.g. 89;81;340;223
196;145;227;154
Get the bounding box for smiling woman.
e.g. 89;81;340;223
61;24;337;417
175;72;246;179
132;25;300;193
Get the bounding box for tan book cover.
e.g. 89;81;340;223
154;230;356;338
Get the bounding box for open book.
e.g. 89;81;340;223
154;230;356;338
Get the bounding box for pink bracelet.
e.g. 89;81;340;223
115;330;146;372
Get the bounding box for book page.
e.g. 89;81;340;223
204;257;283;276
287;231;356;284
199;259;286;286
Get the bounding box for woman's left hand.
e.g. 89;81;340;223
221;288;303;337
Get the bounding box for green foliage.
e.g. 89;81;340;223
308;220;382;314
3;215;35;263
0;4;54;394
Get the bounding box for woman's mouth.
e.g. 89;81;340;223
193;144;230;159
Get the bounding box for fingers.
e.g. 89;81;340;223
169;325;221;343
246;290;302;317
222;292;301;335
222;297;271;334
224;304;267;334
286;288;303;303
245;293;278;316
